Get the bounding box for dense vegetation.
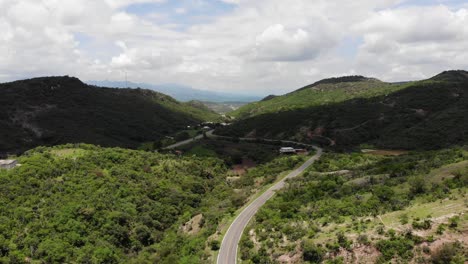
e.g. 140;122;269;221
229;76;402;119
0;76;219;156
176;138;281;166
0;143;304;263
218;71;468;150
240;148;468;263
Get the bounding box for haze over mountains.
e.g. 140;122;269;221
88;80;262;103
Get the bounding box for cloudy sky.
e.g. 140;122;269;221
1;0;467;95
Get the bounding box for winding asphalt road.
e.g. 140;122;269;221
217;146;323;264
163;129;323;264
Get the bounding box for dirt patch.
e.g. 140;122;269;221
227;176;241;182
412;230;468;264
319;170;351;175
248;229;262;251
277;252;302;264
231;157;256;175
276;243;302;264
332;245;380;264
181;214;203;235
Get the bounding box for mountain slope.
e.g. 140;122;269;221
0;76;219;154
230;76;409;119
217;70;468;150
0;145;231;263
88;80;262;103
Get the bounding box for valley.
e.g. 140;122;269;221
0;70;466;264
2;2;468;263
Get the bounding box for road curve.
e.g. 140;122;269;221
164;130;213;149
217;146;323;264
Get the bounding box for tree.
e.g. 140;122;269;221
409;176;428;196
374;186;395;202
209;240;220;251
302;240;324;263
431;242;465;264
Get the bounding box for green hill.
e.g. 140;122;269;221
230;75;410;119
0;76;219;154
217;70;468;150
239;147;468;263
0;143;306;263
0;144;230;263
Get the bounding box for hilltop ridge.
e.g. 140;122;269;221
230;75;397;119
218;70;468;150
0;76;219;154
430;70;468;82
296;75;381;92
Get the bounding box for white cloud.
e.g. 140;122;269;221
175;8;187;14
0;0;467;94
104;0;165;9
250;23;336;61
355;5;468;80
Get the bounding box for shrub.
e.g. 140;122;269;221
376;236;414;261
431;242;465;264
412;219;432;230
409;176;428;196
448;216;460;228
376;225;385;235
436;224;445;235
422;246;430;254
210;240;220;251
336;232;352;249
302;240;324;263
399;214;409;225
357;234;370;246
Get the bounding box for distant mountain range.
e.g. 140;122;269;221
87;80;262;103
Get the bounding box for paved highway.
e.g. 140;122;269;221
217;146;323;264
163;130;213;149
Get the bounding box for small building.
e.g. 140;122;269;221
0;159;18;170
295;149;308;154
279;147;296;154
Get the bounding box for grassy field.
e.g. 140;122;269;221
50;148;88;158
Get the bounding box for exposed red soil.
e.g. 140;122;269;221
231;157;256;175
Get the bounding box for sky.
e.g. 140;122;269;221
0;0;467;95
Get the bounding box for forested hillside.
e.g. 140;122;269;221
240;147;468;263
229;76;405;119
0;143;305;263
0;76;219;154
218;71;468;150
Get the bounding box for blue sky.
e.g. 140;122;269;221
398;0;468;8
125;0;236;30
